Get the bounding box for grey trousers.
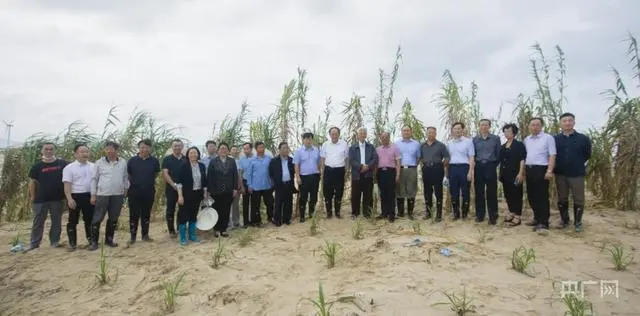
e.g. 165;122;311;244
92;195;125;225
30;200;64;249
556;175;585;206
229;194;241;227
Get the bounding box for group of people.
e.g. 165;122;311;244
25;112;591;251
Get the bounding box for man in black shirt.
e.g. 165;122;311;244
28;142;67;250
420;127;450;222
127;139;160;244
554;113;592;232
162;139;184;237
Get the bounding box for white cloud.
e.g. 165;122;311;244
1;0;638;146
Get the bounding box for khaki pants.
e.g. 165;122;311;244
397;167;418;198
555;175;585;206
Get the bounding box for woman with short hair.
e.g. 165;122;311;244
176;147;207;245
499;123;527;226
207;142;241;237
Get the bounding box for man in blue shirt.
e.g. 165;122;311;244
200;140;218;171
554;112;591;232
238;142;253;227
246;141;273;226
269;142;296;226
445;122;475;220
394;126;422;220
294;128;322;222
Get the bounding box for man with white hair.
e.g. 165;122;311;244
348;127;378;219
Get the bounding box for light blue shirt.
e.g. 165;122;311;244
281;159;291;182
447;137;475;164
199;154;217;172
293;145;320;175
238;156;252;181
246;155;272;191
395;139;421;166
524;132;556;166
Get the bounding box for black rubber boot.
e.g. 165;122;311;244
574;205;584;232
556;202;570;228
66;223;77;250
451;198;460;220
105;220;118;247
334;200;342;218
325;200;333;218
300;206;306;223
407;198;415;220
89;223;100;251
461;200;470;219
396;198;405;217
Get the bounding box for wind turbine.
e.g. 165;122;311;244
3;120;14;148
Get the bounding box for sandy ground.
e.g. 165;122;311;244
0;199;639;316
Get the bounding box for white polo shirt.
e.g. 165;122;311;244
320;139;349;168
62;160;95;194
447;136;475;164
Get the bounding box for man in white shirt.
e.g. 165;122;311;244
62;144;95;250
320;126;349;219
445;122;475;220
523;117;556;234
90;141;129;250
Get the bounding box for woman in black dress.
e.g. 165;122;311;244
207;142;241;237
499;123;527;226
177;147;207;245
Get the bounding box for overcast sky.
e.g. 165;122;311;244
1;0;639;146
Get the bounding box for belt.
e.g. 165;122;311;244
423;162;443;167
402;165;417;169
379;167;396;171
283;180;291;184
449;163;469;166
324;165;345;169
476;160;498;164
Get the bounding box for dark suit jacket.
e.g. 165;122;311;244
177;161;207;199
269;155;298;193
349;141;378;180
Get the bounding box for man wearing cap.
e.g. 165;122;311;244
376;132;401;222
395;126;422;220
349;127;378;219
294;128;322;222
320;126;349;219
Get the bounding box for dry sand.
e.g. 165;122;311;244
0;199;639;316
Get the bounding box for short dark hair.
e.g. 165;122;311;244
452;122;465;130
104;141;120;150
205;140;217;147
302;133;314;139
254;141;265;148
402;126;412;131
529;117;545;126
171;138;183;144
218;142;229;150
328;127;340;135
242;142;253;149
73;143;87;152
185;146;201;161
41;142;56;149
559;112;575;120
426;126;437;131
502;123;519;135
479;119;491;126
138;139;152;147
278;142;288;149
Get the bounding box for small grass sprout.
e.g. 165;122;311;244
321;241;340;268
511;246;536;276
608;244;634;271
562;293;594;316
161;272;186;313
352;219;364;240
432;286;477;315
